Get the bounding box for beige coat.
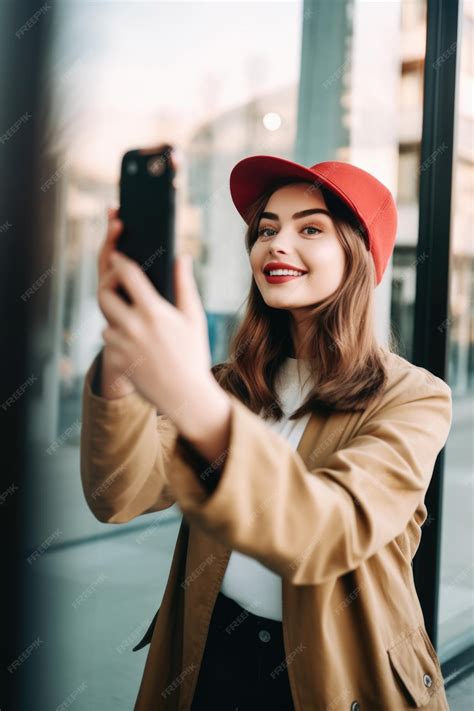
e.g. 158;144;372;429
80;348;453;710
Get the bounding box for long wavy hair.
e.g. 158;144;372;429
211;178;398;421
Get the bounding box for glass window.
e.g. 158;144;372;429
24;0;471;705
28;1;304;706
437;0;474;663
390;1;427;363
398;143;421;204
37;0;304;543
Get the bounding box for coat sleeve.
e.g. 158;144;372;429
166;370;453;584
79;349;179;524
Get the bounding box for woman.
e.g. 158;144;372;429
80;154;453;710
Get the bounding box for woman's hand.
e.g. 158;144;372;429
96;207;136;398
98;207;123;282
97;240;216;425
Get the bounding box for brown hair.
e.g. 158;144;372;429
211;179;398;421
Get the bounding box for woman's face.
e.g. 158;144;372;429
249;182;346;312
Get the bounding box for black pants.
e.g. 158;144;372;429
190;591;295;711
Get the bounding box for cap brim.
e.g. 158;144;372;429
229;155;324;224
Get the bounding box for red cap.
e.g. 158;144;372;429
229;155;398;286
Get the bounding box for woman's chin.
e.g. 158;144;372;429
263;296;300;310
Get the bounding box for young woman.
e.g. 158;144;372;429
80;155;453;710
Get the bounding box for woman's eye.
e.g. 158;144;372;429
257;227;275;238
257;225;322;238
302;225;322;235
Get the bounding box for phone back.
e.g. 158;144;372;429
117;144;176;305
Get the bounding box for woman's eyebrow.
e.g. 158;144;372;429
259;208;331;221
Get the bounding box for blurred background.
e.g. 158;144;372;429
0;0;472;709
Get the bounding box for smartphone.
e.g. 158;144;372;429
115;143;178;305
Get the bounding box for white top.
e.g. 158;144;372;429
219;356;314;621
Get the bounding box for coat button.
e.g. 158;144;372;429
258;629;271;643
423;673;433;687
350;702;361;711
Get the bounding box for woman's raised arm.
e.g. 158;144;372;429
166;365;453;585
79;349;178;524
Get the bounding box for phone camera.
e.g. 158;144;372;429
126;160;139;175
148;156;166;177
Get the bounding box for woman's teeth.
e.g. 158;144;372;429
267;269;305;276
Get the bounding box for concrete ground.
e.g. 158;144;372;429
21;505;182;709
446;673;474;710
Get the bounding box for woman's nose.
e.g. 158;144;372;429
268;229;295;252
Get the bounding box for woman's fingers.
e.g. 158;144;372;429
97;272;133;329
101;324;126;351
107;252;174;319
98;207;124;279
